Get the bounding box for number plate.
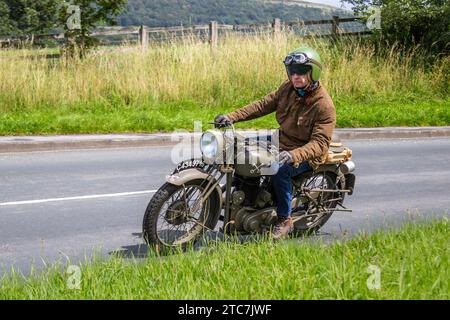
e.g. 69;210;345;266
173;158;207;173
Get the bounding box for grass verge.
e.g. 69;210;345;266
0;219;448;299
0;97;449;135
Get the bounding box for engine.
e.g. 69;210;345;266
229;174;277;233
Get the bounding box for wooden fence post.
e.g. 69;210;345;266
272;18;281;37
139;24;148;50
332;16;340;38
209;21;218;47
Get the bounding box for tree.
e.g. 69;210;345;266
342;0;450;55
0;0;61;36
0;0;127;52
0;1;16;35
59;0;127;57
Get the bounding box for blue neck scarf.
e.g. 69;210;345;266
295;81;319;97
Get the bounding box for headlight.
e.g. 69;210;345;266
200;131;220;163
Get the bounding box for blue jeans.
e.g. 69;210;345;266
272;161;312;217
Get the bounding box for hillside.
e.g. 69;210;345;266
118;0;353;27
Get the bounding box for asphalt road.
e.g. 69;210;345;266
1;137;449;275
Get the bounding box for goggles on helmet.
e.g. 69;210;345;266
283;53;309;66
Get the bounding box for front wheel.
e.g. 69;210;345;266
142;179;220;253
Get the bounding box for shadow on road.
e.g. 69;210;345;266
111;244;149;258
109;229;333;259
109;230;235;258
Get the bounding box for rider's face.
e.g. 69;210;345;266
290;73;310;89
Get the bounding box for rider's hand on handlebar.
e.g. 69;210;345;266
279;150;294;165
214;114;233;128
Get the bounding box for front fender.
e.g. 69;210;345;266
166;168;210;185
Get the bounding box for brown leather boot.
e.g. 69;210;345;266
271;216;294;240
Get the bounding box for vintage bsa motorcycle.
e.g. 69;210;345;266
142;123;356;251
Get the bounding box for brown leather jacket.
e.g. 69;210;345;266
226;80;336;170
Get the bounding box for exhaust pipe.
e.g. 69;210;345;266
340;160;355;174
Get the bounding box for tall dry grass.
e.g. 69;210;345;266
0;32;448;113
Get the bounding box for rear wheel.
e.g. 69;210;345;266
292;171;343;235
142;179;220;253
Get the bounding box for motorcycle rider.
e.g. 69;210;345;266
214;46;336;240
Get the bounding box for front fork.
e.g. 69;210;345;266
222;169;234;234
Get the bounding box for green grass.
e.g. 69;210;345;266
0;98;449;135
0;35;449;135
1;219;448;299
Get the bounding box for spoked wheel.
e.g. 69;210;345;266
142;179;220;253
292;171;343;234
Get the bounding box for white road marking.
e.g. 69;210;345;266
0;190;158;206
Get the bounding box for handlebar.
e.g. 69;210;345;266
209;121;236;134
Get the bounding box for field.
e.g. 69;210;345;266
0;33;449;135
0;219;448;299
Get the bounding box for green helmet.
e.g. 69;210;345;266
283;46;323;82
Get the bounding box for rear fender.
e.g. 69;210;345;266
313;164;348;196
344;173;356;196
314;164;339;174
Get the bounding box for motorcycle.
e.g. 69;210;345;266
142;123;356;252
